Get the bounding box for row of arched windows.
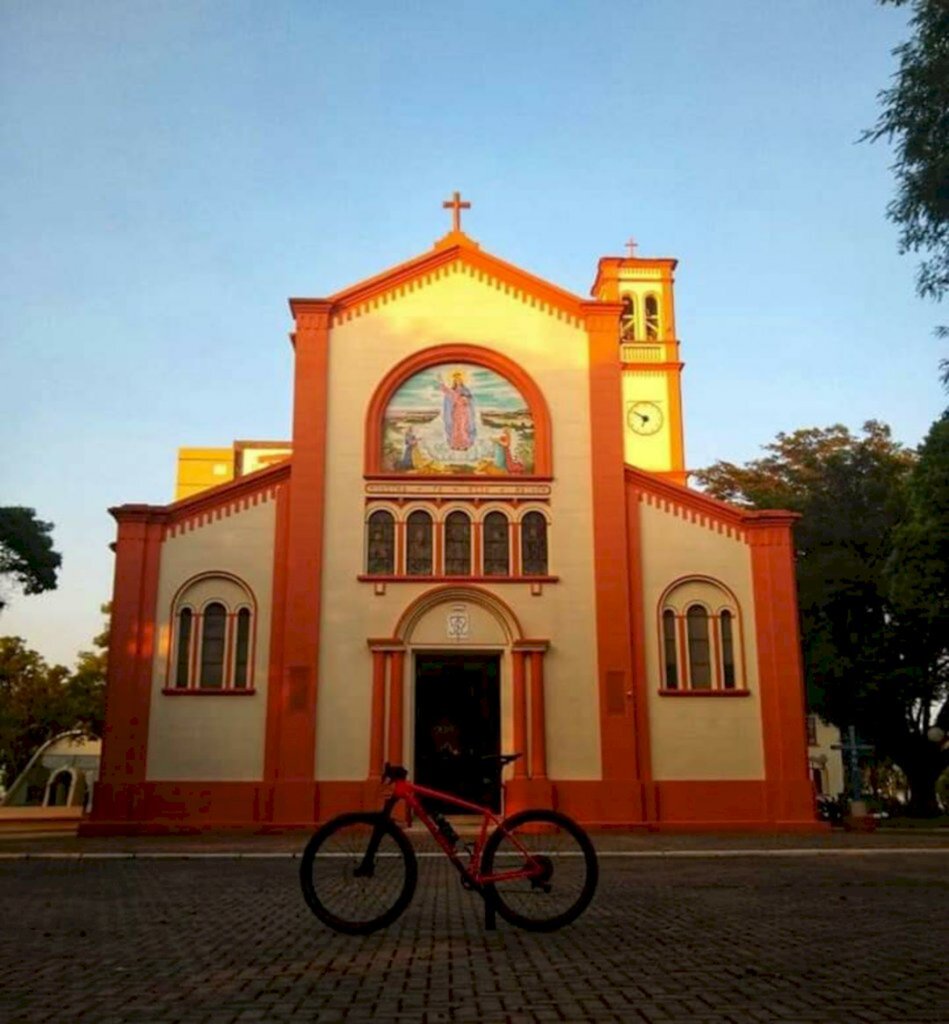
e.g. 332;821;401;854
168;575;257;691
366;507;549;578
659;580;743;692
620;293;661;342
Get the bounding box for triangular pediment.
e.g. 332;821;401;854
293;232;588;327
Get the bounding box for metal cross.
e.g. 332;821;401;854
625;237;638;257
443;191;471;232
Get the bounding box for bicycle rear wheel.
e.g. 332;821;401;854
299;812;417;934
481;809;598;931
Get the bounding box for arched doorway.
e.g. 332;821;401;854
45;769;73;807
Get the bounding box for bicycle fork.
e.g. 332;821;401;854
353;797;399;878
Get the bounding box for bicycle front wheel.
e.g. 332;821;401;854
481;809;598;932
299;812;417;934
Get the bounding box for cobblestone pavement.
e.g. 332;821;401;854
2;846;947;1024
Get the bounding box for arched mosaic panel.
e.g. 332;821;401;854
382;363;535;475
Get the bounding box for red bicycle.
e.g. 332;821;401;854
299;758;598;934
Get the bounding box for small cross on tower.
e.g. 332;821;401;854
443;190;471;233
625;237;638;258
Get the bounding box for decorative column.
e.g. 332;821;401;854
528;650;548;780
581;300;641;822
368;649;387;778
511;650;527;779
387;649;406;766
86;507;165;831
506;641;552;814
275;299;332;825
747;513;817;828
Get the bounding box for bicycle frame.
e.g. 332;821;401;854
384;777;544;892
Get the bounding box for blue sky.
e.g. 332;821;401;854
1;1;945;665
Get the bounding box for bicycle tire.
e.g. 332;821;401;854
481;808;598;932
299;812;417;934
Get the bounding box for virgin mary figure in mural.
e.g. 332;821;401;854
438;371;477;451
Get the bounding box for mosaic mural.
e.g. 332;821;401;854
382;363;535;475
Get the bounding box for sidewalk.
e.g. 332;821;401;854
2;821;947;856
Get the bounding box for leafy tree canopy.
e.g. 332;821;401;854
866;0;949;301
0;507;62;611
695;420;948;814
0;609;108;789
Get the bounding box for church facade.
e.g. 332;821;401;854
87;205;818;833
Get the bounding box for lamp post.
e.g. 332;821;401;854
831;724;875;828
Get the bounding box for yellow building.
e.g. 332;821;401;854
87;201;818;833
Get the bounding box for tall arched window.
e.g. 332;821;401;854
367;509;395;575
444;511;471;576
620;294;637;341
483;512;510;575
168;574;258;692
200;602;227;689
662;610;679;689
521;512;548;575
406;510;433;576
234;608;252;689
645;295;660;339
686;605;711;689
174;607;193;689
720;610;736;689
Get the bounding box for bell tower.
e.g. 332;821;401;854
590;242;686;484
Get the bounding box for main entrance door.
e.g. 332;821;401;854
414;653;501;812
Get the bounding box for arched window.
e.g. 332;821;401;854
174;607;193;688
367;509;395;575
620;295;636;341
662;610;679;689
645;295;659;339
521;512;548;575
168;574;258;692
483;512;509;575
444;511;471;576
686;605;712;689
200;602;227;689
234;608;252;689
720;610;736;689
406;510;433;576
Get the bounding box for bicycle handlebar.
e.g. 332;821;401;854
382;762;408;783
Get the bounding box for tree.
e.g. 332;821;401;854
0;610;108;789
865;0;949;302
0;507;62;611
694;421;948;815
885;411;949;810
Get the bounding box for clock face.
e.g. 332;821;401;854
627;401;663;436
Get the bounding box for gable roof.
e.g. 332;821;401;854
290;230;590;327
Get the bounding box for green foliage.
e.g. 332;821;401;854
0;609;108;789
0;507;62;611
695;420;948;814
865;0;949;301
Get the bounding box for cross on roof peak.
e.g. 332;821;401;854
443;190;471;232
625;237;638;258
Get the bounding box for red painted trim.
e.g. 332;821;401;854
657;688;751;698
275;302;331;824
512;651;527;779
263;482;289;787
584;302;639;784
292;235;587;324
625;487;655;821
749;521;815;824
388;650;405;765
357;574;559;584
93;516;163;814
161;688;257;696
363;344;553;477
528;651;547;780
392;584;526;643
368;651;386;779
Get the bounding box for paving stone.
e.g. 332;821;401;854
1;851;947;1022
